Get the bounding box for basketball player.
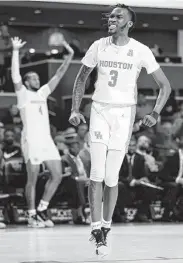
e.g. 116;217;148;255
11;37;74;228
69;4;171;256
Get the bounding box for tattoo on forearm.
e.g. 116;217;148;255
72;65;93;111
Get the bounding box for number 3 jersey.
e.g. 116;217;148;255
81;37;160;106
15;84;51;142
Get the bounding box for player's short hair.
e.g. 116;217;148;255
114;4;136;31
23;71;37;84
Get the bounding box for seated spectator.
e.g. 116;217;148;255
76;123;88;151
2;104;21;128
2;129;22;160
118;135;158;222
61;136;89;225
79;132;91;177
158;134;183;221
1;129;24;192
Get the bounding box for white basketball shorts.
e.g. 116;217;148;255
89;101;136;151
21;135;61;165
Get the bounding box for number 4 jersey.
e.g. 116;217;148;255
15;84;51;142
81;37;160;106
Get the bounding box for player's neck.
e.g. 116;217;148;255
112;34;130;46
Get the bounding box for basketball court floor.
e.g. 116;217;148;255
0;223;183;263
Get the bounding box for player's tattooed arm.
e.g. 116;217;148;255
71;65;93;112
151;68;171;114
48;41;74;93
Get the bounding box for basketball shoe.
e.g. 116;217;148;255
89;229;108;257
37;209;54;227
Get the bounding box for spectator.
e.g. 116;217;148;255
76;123;88;150
61;136;89;224
158;133;183;221
2;104;21;128
128;136;158;222
79;132;91;177
1;129;23;193
2;129;22;160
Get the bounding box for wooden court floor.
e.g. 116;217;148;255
0;223;183;263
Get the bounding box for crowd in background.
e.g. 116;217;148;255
1;90;183;227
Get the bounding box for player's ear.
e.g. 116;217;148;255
128;21;133;29
25;80;28;87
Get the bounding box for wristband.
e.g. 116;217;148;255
151;111;159;121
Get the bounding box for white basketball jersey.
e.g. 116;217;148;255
81;37;160;105
16;84;51;141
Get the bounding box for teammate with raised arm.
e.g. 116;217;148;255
69;4;171;257
11;36;74;228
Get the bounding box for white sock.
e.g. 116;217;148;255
28;209;36;217
102;219;111;229
37;200;49;212
91;221;101;231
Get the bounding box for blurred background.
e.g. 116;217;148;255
1;0;183;227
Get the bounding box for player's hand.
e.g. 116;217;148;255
11;37;26;50
69;111;86;126
140;111;159;128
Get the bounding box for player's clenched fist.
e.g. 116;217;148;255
69;111;86;126
141;111;159;128
11;37;26;50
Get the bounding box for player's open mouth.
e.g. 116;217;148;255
108;24;117;30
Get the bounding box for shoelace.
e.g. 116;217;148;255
102;228;111;245
89;231;106;248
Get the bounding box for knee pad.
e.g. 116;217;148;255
89;142;107;182
105;150;125;187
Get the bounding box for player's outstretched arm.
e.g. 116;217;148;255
141;68;171;127
11;37;26;91
47;40;74;93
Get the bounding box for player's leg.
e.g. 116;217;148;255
88;102;110;256
37;159;62;227
102;105;136;249
25;160;45;228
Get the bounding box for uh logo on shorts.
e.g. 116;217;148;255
94;131;103;140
